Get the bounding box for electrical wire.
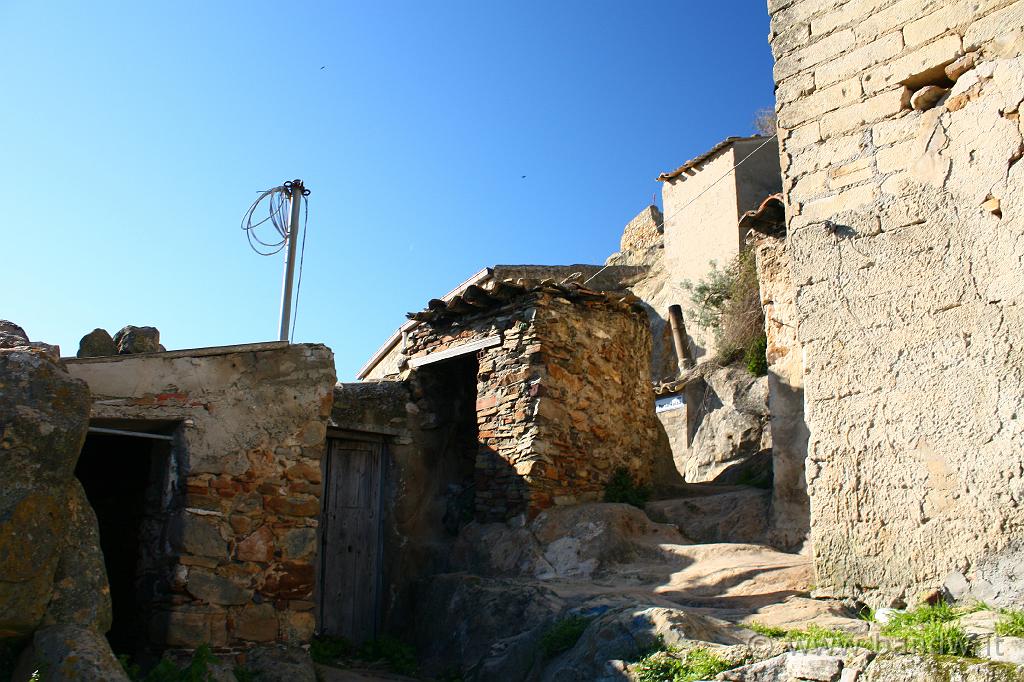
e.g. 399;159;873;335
240;181;310;343
583;133;778;286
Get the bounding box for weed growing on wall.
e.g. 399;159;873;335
684;250;766;374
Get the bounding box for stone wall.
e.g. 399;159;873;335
404;285;669;519
65;342;336;650
770;0;1024;604
615;205;664;259
752;233;810;552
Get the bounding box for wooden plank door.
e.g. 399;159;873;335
319;437;385;642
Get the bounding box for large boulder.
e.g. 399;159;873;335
41;481;112;631
646;487;770;544
113;325;161;354
413;573;565;681
0;342;94;636
681;366;770;483
453;503;685;581
541;605;754;682
76;328;116;358
25;625;129;681
0;325;114;667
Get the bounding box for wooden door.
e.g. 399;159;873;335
319;436;385;642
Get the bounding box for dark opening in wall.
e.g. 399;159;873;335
75;425;176;659
416;355;480;533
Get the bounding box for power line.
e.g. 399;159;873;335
583;134;778;286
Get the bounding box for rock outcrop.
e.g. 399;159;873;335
0;324;120;676
113;325;161;354
682;365;771;483
76;328;116;358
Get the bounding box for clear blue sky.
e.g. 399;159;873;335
2;1;774;380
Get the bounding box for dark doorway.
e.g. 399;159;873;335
417;354;480;531
320;434;386;643
75;426;174;658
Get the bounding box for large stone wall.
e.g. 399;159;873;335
65;342;336;650
404;286;669;519
770;0;1024;605
752;233;810;552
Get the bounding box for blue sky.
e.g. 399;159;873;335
2;1;774;380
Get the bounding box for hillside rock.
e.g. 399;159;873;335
0;341;97;636
682;366;770;483
113;325;161;354
29;625;129;681
454;503;685;580
0;325;115;668
647;487;770;544
76;328;116;358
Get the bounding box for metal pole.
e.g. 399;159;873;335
668;304;693;372
279;179;304;342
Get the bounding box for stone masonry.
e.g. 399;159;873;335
403;280;670;520
770;0;1024;605
65;342;336;650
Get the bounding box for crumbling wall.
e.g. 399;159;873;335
770;0;1024;604
65;342;336;650
529;293;668;506
404;289;669;519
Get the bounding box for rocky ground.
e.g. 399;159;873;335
323;497;1024;682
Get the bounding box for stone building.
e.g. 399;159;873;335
63;342;336;656
657;136;783;359
399;277;671;520
769;0;1024;605
356;264;642;381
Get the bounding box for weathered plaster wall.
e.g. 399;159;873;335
66;342;336;649
752;233;810;552
661;141;782;359
404;287;671;519
770;0;1024;604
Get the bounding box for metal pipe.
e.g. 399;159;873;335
279;179;305;342
87;426;175;441
668;304;693;372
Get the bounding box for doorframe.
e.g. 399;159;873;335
316;429;389;639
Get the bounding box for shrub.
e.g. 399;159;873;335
684;250;766;373
634;647;732;682
747;622;787;638
540;616;591;659
603;467;650;508
744;333;768;376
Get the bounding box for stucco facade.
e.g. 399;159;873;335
770;0;1024;605
660;137;782;359
65;342;336;651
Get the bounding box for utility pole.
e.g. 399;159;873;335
279;179;305;342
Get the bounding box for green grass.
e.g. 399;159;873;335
747;622;787;638
881;603;977;657
122;644;221;682
540;616;592;659
310;634;417;675
747;623;870;650
996;610;1024;638
634;647;733;682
